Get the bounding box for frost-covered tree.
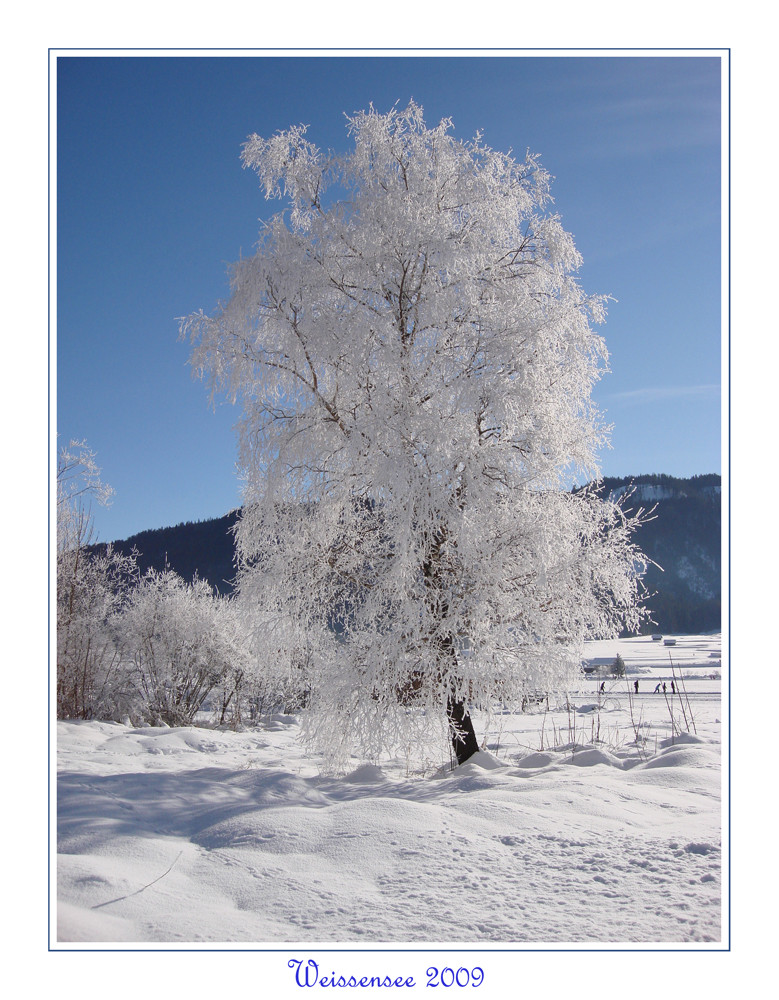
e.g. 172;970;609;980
182;102;649;767
57;440;136;719
57;438;114;557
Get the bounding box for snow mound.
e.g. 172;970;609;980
262;714;298;730
104;728;226;757
457;749;507;771
638;745;714;769
658;732;705;748
515;751;556;769
343;763;387;784
432;749;508;780
564;747;623;768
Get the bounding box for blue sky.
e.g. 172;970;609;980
55;53;723;543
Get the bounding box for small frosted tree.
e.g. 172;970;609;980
183;102;649;767
57;440;136;719
57;438;114;556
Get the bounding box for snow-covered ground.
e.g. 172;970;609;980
55;634;724;949
582;631;722;678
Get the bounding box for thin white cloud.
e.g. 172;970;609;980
609;384;721;405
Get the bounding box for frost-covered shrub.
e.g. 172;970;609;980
57;543;137;719
121;568;246;726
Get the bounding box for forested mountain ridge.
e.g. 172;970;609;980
98;474;721;634
102;510;241;596
597;474;721;634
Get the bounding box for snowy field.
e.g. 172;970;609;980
55;633;724;948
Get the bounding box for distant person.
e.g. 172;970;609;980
662;682;667;694
671;681;676;694
634;680;639;694
599;681;605;693
654;682;661;693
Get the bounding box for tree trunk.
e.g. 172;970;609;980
422;519;479;766
447;694;480;766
